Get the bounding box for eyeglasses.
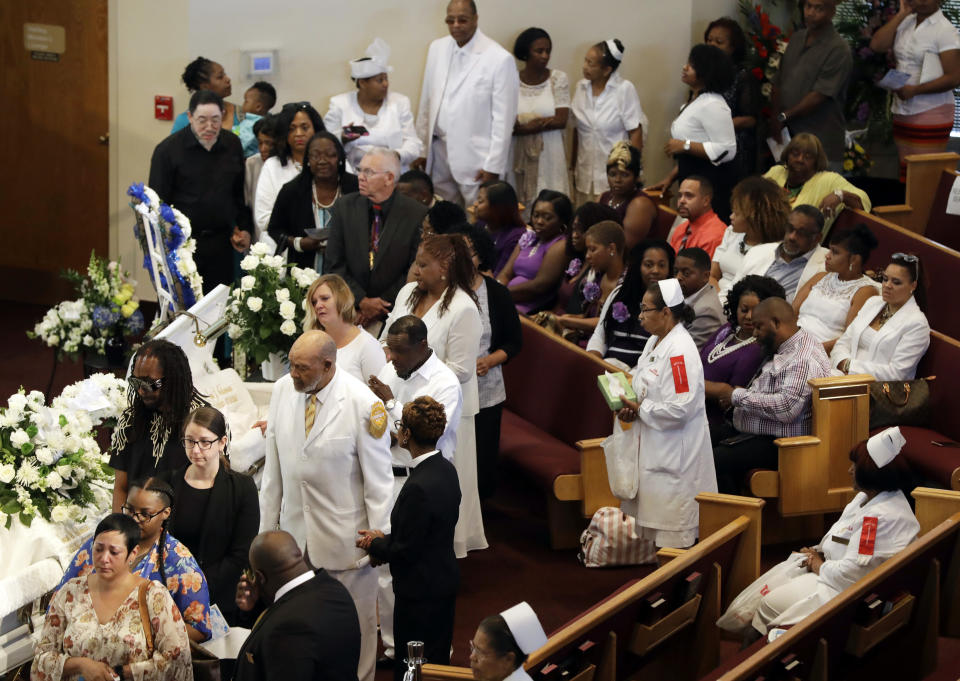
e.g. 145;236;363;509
355;167;388;178
468;640;495;659
121;505;166;522
638;306;659;316
394;420;405;431
182;438;219;451
283;101;311;111
128;376;163;393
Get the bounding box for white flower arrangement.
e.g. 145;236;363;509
52;373;129;428
0;388;113;529
226;249;319;365
28;299;101;358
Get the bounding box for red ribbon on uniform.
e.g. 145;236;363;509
858;516;878;557
670;356;689;394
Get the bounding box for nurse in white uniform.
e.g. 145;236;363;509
732;427;920;637
616;278;717;553
324;39;423;173
469;602;547;681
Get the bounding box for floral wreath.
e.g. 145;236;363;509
127;183;203;313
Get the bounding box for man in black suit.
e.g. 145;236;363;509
357;396;461;681
234;531;360;681
323;147;427;329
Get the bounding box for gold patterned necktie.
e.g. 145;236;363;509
304;394;318;436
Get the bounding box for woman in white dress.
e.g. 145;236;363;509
254;102;325;239
831;253;930;381
710;176;790;299
571;39;647;205
511;27;570;214
324;38;423;174
304;274;385;383
380;234;487;557
648;43;737;221
794;223;879;353
723;428;920;640
615;279;717;556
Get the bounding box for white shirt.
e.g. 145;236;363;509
892;10;960;115
254;156;301;234
273;570;314;602
324;91;423;172
436;32;479;139
377;351;463;465
337;328;387;384
713;225;749;300
409;449;440;468
669;93;737;165
571;72;648;194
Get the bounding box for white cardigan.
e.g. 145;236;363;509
830;295;930;381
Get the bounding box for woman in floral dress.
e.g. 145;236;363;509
32;513;192;681
56;477;213;642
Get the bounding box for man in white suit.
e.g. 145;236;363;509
260;330;393;681
413;0;519;206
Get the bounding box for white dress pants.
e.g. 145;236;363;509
329;564;379;681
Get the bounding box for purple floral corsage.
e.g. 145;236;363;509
518;230;536;250
612;302;630;323
582;281;601;302
565;258;582;278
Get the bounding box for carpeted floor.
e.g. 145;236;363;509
4;300;959;681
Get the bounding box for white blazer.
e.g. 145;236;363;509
622;324;717;535
733;242;828;301
416;30;520;181
830;295;930;381
259;368;394;571
324;91;423;172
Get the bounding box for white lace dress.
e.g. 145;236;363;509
797;273;878;342
512;70;570;213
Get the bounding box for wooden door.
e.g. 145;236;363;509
0;0;108;304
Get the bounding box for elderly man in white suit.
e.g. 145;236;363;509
260;330;393;681
413;0;519;206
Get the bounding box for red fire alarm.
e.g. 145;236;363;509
155;96;174;121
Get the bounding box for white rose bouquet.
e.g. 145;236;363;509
0;389;113;529
225;242;319;365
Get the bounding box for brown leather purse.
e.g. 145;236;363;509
868;377;933;430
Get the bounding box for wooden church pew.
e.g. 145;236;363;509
872;151;959;236
422;494;764;681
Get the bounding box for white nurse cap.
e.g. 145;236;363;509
500;602;548;655
866;426;906;468
658;278;684;307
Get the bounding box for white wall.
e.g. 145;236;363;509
110;0;738;300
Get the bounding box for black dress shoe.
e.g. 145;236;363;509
376;655;395;669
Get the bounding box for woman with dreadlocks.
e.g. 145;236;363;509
110;339;208;512
56;477;214;642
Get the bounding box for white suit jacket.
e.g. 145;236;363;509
416;30;520;181
830;295;930;381
259;368;394;571
324;91;423;172
734;242;828;301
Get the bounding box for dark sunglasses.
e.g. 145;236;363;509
128;376;163;393
283;101;311;111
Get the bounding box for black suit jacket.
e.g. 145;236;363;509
233;570;360;681
367;453;460;600
266;172;360;268
323;190;426;306
161;466;259;616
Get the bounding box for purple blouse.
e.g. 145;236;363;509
490;225;526;277
508;233;565;314
700;323;766;423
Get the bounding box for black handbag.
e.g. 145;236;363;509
868;377;933;430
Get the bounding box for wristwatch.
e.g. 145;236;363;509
683;139;691;151
777;111;788;124
385;399;397;411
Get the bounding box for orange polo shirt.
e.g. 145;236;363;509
669;209;727;258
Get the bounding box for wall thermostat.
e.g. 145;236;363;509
244;50;277;78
